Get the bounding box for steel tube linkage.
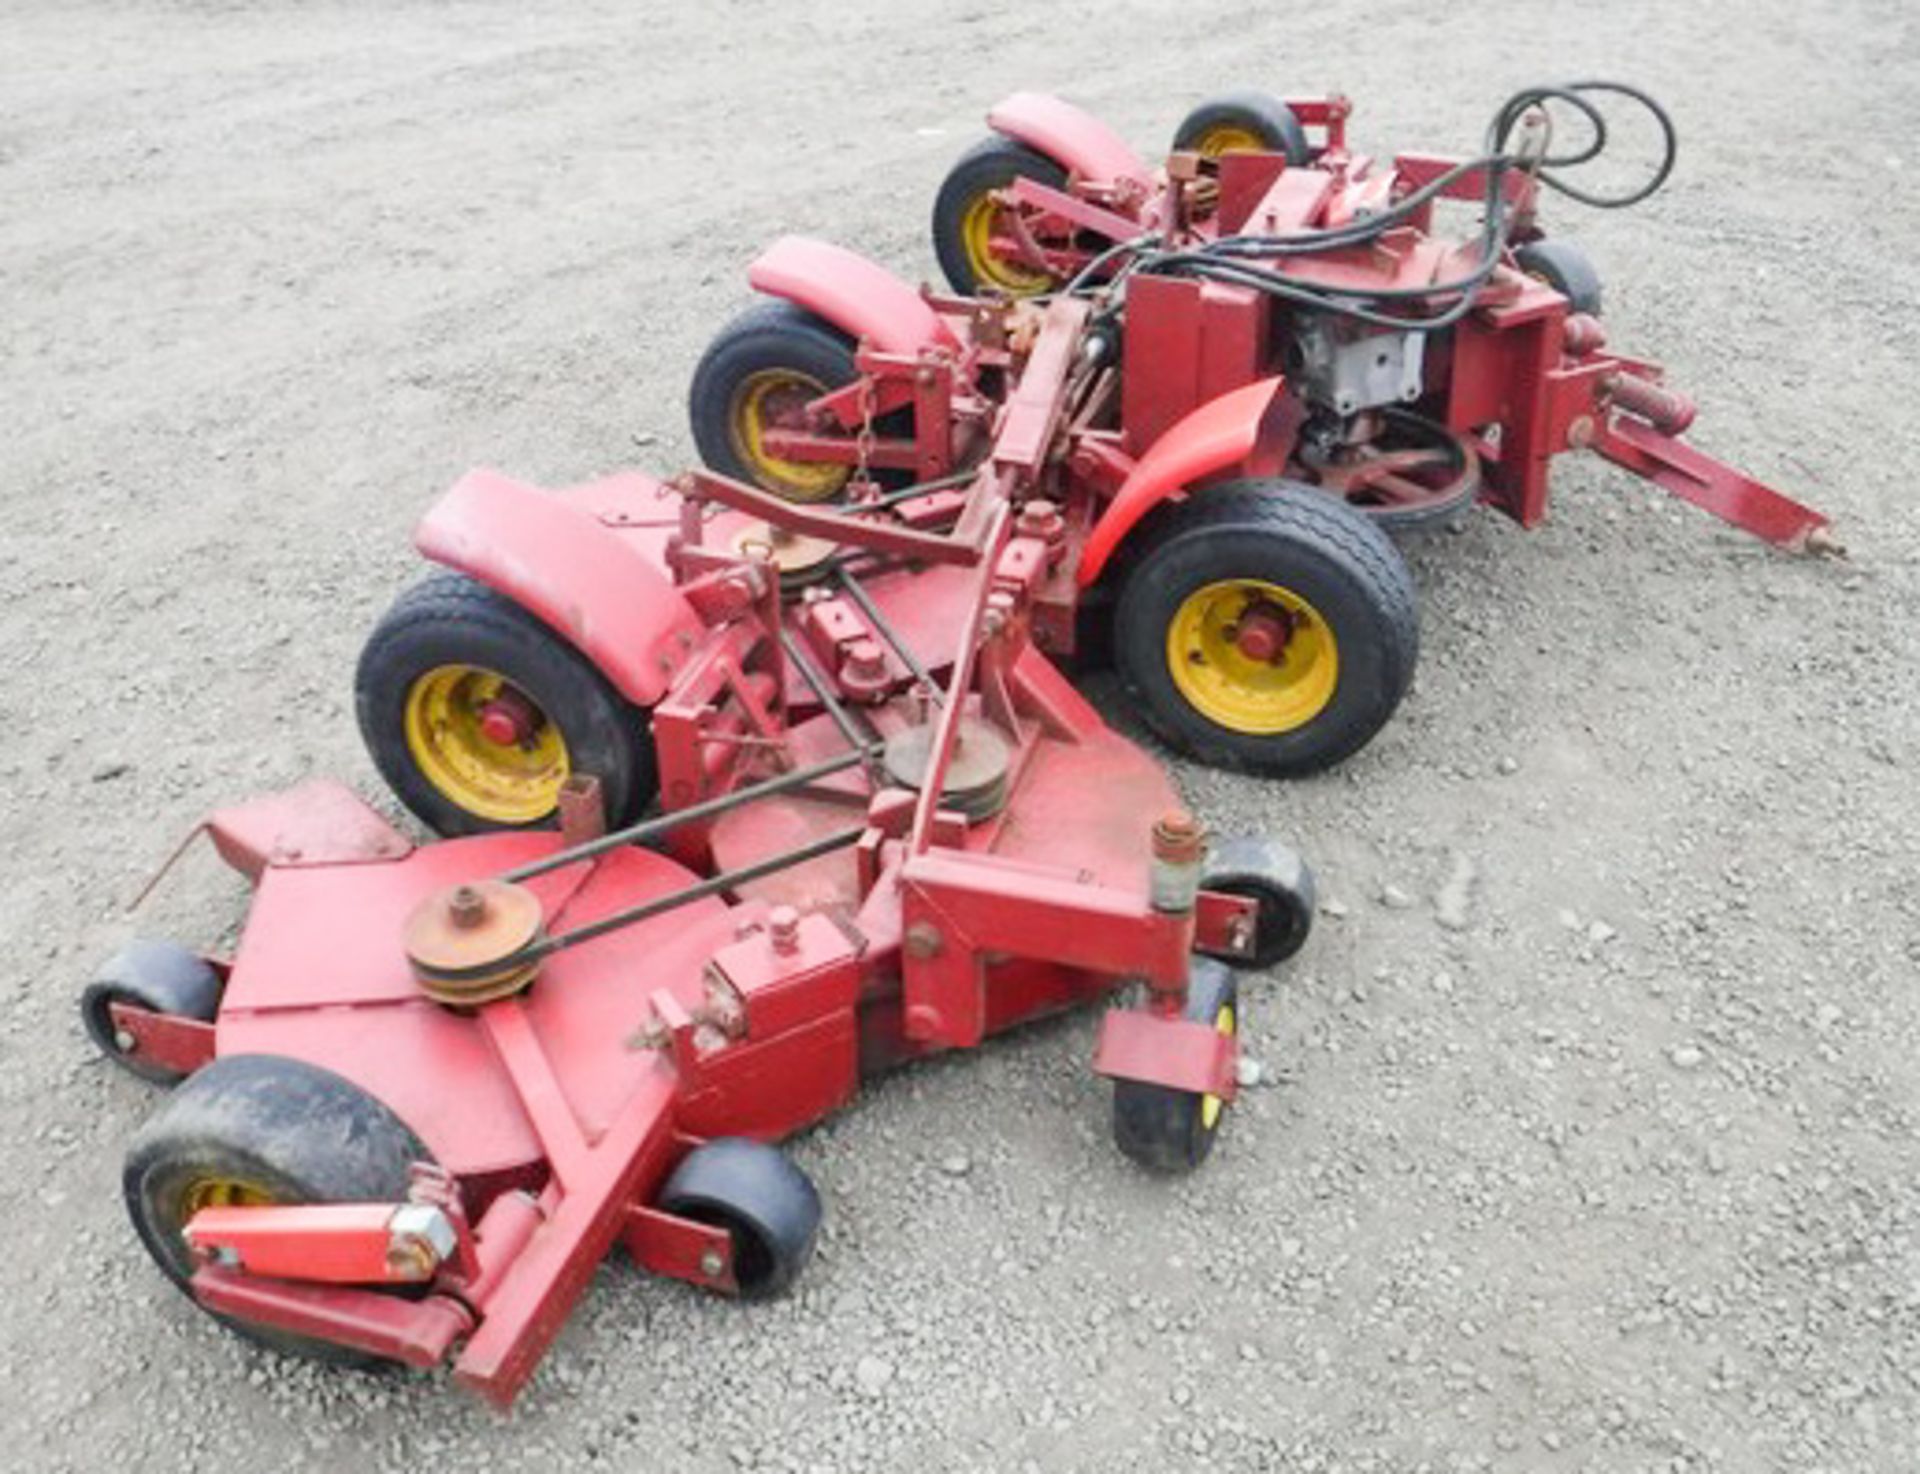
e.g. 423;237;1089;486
501;747;875;885
779;630;878;757
525;828;866;961
908;504;1013;855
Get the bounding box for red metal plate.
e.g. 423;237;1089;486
218;833;732;1178
1091;1009;1238;1099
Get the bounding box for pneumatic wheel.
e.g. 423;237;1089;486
931;136;1072;297
658;1138;822;1299
1204;837;1316;969
1513;238;1603;317
1171;90;1311;163
355;570;656;837
690;300;868;503
122;1054;431;1367
1113;482;1419;775
1112;960;1239;1174
82;941;223;1084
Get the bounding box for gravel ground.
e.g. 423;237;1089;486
5;3;1918;1470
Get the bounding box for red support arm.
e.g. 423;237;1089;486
1590;414;1836;553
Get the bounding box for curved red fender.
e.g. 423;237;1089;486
987;92;1152;188
414;469;705;708
1077;377;1286;587
748;236;960;356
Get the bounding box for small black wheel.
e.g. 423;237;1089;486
1204;836;1316;969
931;135;1072;297
1172;90;1311;164
355;570;656;838
82;941;222;1084
1112;960;1239;1174
690;299;874;502
1513;238;1603;317
658;1138;821;1299
1112;481;1420;775
122;1053;431;1367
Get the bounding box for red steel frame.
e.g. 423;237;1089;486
738;94;1830;567
116;296;1268;1409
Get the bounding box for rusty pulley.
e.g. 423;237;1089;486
881;716;1013;821
402;880;546;1005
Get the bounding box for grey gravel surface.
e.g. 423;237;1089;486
4;2;1918;1470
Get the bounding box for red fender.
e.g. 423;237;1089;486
747;236;959;356
987;92;1152;189
1076;378;1286;587
414;469;704;708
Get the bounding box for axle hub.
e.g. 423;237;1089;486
476;688;538;748
1229;605;1293;663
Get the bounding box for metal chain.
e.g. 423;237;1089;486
853;362;878;488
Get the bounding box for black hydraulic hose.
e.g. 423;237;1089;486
1066;81;1678;333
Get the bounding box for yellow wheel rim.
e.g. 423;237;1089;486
181;1175;274;1215
958;190;1057;297
1166;579;1338;735
729;368;851;502
1200;1002;1236;1130
403;664;570;825
1191;124;1268;159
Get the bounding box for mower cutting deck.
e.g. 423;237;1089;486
90;293;1317;1406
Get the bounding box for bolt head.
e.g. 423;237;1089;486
112;1028;136;1053
700;1248;725;1278
448;885;488;929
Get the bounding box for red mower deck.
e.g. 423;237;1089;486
90;296;1315;1408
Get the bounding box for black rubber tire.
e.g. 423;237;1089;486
82;941;223;1085
1172;90;1311;164
355;570;656;838
690;298;874;499
931;135;1072;296
1112;960;1239;1174
122;1053;431;1367
1514;238;1603;317
1112;482;1420;775
658;1138;821;1299
1204;836;1317;969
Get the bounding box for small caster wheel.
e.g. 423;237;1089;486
659;1138;822;1298
82;941;222;1084
1205;836;1316;968
1111;960;1239;1174
124;1053;431;1366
